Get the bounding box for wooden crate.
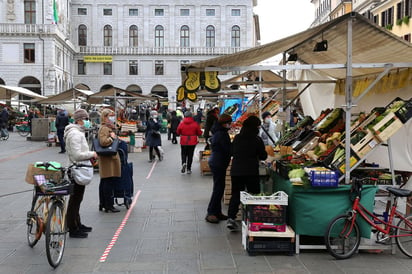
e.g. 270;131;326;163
372;112;403;142
350;129;381;158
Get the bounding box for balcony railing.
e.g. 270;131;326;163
0;23;58;35
78;46;250;56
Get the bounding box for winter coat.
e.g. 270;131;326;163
203;111;218;139
145;118;162;147
259;120;278;146
55;111;69;131
97;124;121;179
230;131;267;176
208;123;232;169
64;124;95;164
170;114;181;134
177;117;202;146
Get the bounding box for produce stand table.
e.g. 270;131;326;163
272;172;378;254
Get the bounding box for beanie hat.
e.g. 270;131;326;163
73;109;89;121
262;111;271;120
218;114;232;124
184;111;193;117
150;110;158;117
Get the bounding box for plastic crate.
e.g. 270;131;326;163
248;223;287;232
245;236;295;255
240;191;288;206
310;170;339;187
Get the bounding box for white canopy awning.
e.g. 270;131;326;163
0;85;46;101
37;88;94;104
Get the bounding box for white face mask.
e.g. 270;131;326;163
264;117;271;123
108;116;115;123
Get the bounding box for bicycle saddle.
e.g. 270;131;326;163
386;187;412;197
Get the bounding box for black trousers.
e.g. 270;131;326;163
99;177;117;209
149;146;161;160
207;165;227;215
227;175;260;220
180;145;196;170
66;182;85;231
57;128;65;152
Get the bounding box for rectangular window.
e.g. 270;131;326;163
155;60;164;75
24;0;36;24
24;43;35;63
78;8;87;15
129;60;138;75
129;9;138;16
103;63;112;75
397;2;403;20
180;9;190;16
78;60;86;75
155;9;164;16
206;9;215;16
231;9;240;16
103;9;112;16
404;34;411;42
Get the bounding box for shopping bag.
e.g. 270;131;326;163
92;137;119;156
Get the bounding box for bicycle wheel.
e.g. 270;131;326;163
27;196;44;247
18;125;30;137
325;214;360;260
396;214;412;258
45;201;66;268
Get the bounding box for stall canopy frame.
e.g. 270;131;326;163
0;85;47;102
185;12;412;183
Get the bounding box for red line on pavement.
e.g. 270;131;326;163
99;190;141;263
0;147;48;163
145;160;157;179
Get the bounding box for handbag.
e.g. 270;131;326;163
92;137;119;156
151;130;161;137
71;161;94;186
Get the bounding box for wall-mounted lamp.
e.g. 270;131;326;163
287;53;298;62
313;40;328;52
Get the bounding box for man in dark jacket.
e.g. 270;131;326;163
226;115;267;231
0;107;9;137
55;109;70;153
203;107;219;150
205;114;232;223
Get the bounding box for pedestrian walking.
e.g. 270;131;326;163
0;106;9;137
226;115;267;231
170;110;181;144
145;110;163;162
55;109;69;153
64;109;97;238
98;109;121;213
205;114;232;223
176;111;202;174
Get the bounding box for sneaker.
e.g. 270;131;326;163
80;224;92;232
226;218;239;231
181;163;187;173
187;169;192;174
217;213;228;220
205;215;219;224
69;229;88;238
159;154;164;161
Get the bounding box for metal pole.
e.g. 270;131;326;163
344;17;353;185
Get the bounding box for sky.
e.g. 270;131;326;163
254;0;315;44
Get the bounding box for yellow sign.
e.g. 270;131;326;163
83;56;113;63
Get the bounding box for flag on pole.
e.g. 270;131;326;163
53;0;59;24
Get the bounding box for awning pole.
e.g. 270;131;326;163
344;16;353;185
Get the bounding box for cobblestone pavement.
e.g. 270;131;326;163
1;132;412;273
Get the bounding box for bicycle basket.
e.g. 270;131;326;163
25;162;62;185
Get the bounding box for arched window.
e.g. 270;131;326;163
206;25;215;47
78;24;87;46
231;25;240;48
129;25;138;47
103;25;112;46
155;25;164;47
180;25;190;47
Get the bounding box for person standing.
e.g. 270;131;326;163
226;115;267;231
55;109;69;153
176;111;202;174
170;110;180;144
98;109;121;213
64;109;97;238
205;114;232;223
145;110;163;162
0;106;9;136
203;107;219;150
259;111;278;146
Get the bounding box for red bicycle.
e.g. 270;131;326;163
325;177;412;259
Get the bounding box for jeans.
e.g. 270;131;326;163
180;145;196;170
207;165;227;215
66;182;85;231
227;175;260;220
57;128;65;152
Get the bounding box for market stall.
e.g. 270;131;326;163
182;12;412;253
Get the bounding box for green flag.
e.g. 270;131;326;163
53;0;58;24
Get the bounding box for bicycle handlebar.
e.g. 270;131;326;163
35;161;92;170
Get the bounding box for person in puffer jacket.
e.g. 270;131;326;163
176;111;202;174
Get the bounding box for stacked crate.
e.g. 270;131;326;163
199;150;212;176
223;161;232;205
240;191;295;255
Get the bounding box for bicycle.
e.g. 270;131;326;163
26;162;83;268
324;177;412;260
16;120;30;137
